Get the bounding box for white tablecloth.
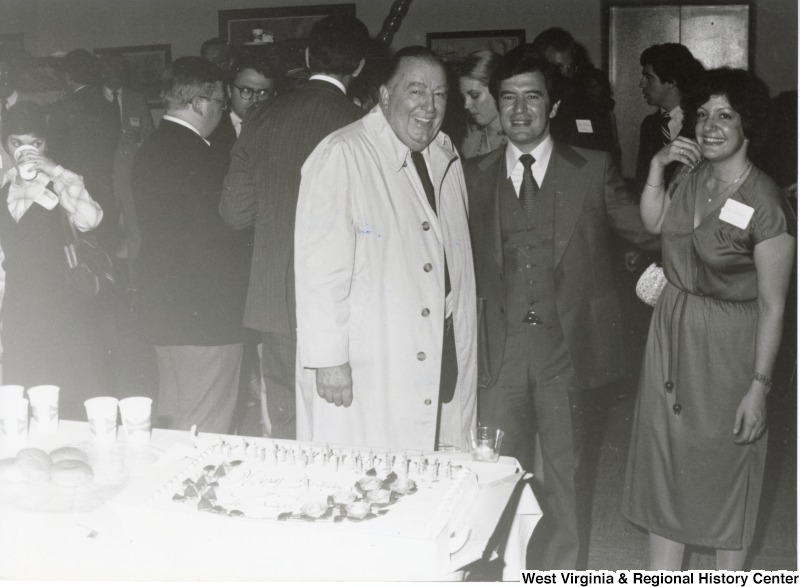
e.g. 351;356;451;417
0;421;540;580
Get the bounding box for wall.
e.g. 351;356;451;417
1;0;795;93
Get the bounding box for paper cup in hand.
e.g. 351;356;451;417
27;385;60;434
119;396;152;443
84;396;119;442
13;145;38;180
0;397;29;446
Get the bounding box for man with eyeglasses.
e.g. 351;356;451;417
131;57;251;434
210;55;276;156
220;14;370;441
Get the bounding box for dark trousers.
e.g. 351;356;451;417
478;320;588;570
260;331;296;440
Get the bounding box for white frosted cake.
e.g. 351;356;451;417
109;437;483;580
154;438;479;539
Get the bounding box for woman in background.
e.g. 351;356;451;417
0;101;109;419
457;50;504;158
623;68;795;570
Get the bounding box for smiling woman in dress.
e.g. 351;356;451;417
458;50;505;158
622;68;795;571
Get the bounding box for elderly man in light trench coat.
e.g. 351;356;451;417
294;47;477;451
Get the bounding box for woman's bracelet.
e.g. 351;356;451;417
752;372;773;387
645;180;664;188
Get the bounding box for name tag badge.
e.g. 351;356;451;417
35;188;59;210
130;117;140;127
575;119;593;133
719;198;754;230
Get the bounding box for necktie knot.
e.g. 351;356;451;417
519;153;535;170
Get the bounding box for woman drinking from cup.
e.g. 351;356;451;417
0;101;110;419
458;50;505;158
622;68;795;570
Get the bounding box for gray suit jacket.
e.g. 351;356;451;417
465;141;657;390
220;79;364;335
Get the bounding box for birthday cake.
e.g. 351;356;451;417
110;436;483;580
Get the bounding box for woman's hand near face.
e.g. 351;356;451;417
652;136;702;170
18;151;58;178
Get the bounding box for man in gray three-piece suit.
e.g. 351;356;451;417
464;54;656;570
219;14;370;439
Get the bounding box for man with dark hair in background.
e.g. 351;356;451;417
531;27;621;165
200;38;236;75
219;14;370;440
132;57;250;433
636;43;704;189
464;53;655;569
49;49;121;251
209;53;277;156
100;52;154;267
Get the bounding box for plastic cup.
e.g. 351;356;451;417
0;397;29;446
469;426;504;462
13;145;38;180
119;396;152;443
27;385;60;434
84;396;119;442
0;385;25;410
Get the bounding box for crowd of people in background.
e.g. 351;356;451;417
0;14;795;573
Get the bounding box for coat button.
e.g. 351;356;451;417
664;381;674;392
422;221;430;231
499;306;505;314
525;263;532;269
421;308;430;317
423;263;432;272
424;399;432;405
417;352;426;361
672;403;682;415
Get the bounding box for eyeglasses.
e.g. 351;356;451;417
198;95;228;110
231;83;272;101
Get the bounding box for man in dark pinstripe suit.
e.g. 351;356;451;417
219;14;370;439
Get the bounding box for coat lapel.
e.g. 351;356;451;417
551;141;591;267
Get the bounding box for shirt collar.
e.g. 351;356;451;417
103;86;122;101
4;90;18;108
162;115;210;146
505;135;554;178
309;74;346;95
230;110;242;127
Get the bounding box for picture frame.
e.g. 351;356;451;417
427;29;526;62
219;4;355;73
93;44;172;105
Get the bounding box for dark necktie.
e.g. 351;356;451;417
411;150;450;296
519;153;538;211
660;111;671;145
410;150;457;404
111;90;121;127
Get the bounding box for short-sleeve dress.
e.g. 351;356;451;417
622;163;790;549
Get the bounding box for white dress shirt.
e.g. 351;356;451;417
505;135;555;197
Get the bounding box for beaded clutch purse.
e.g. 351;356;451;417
635;263;668;307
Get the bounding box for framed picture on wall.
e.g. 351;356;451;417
219;4;355;45
94;44;172;105
427;29;526;62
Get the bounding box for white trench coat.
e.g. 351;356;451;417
294;106;477;451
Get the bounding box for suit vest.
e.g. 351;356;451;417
498;158;570;373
